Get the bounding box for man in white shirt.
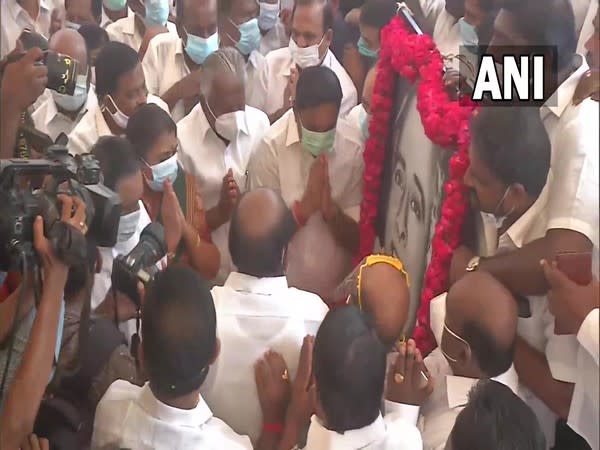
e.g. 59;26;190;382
248;0;357;122
249;65;363;302
68;41;169;155
258;0;291;55
178;48;270;283
346;64;376;146
105;0;176;52
407;0;463;56
63;0;102;28
274;306;422;449
142;0;218;122
32;29;97;142
100;0;129;27
392;272;520;450
201;188;328;443
0;0;63;59
92;266;253;450
447;379;547;450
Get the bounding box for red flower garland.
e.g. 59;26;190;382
356;17;477;354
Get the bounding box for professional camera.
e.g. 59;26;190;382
112;222;167;308
0;146;121;272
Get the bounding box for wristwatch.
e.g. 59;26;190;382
465;256;481;272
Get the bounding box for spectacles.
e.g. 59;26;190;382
440;322;470;363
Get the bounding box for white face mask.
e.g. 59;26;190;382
288;36;323;69
52;83;88;112
215;110;247;141
117;208;141;242
483;185;514;229
103;94;130;129
259;1;280;31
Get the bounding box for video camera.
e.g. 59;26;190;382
112;222;167;308
0;145;121;272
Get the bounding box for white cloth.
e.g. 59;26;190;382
177;103;270;283
91;380;252;450
571;0;593;36
105;14;177;52
31;86;98;142
259;20;288;55
393;348;519;450
576;1;597;55
540;55;600;249
142;32;191;122
568;308;599;450
200;272;328;443
0;0;57;59
301;413;422;450
67;94;169;155
246;50;266;104
247;47;357;117
101;6;132;28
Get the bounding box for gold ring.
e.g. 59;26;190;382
79;221;85;229
394;373;405;384
282;369;289;381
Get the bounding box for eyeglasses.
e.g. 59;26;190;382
440;322;470;363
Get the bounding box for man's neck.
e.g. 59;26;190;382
497;197;536;236
18;0;40;20
134;13;146;35
157;388;201;410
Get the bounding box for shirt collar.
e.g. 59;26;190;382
224;272;289;295
95;104;114;137
247;50;263;69
8;0;50;21
305;414;387;449
279;48;333;77
285;110;300;147
47;90;95;126
504;185;549;248
123;12;137;36
176;36;184;56
543;55;589;118
138;383;213;427
446;365;519;409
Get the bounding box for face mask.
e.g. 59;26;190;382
459;17;478;48
232;18;261;56
259;2;279;31
289;36;322;69
52;82;88;112
358;104;370;139
103;95;130;129
145;0;169;27
484;185;514;229
65;20;81;30
357;36;378;60
118;208;141;242
184;29;218;64
103;0;127;11
215;110;247;141
301;124;336;157
90;66;96;85
145;154;179;191
169;0;176;18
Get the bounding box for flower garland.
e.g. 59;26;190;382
355;16;477;354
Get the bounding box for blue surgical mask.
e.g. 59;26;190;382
103;0;127;11
357;36;379;60
145;154;179;191
184;29;219;65
459;17;478;48
231;17;261;56
145;0;169;27
118;208;141;242
259;2;279;31
358;104;370;139
52;82;88;112
301;124;336;157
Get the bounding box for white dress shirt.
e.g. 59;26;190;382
92;380;252;450
142;32;192;122
576;1;597;54
200;272;328;443
415;0;460;58
247;47;357;117
301;413;422;450
540;55;600;249
105;14;177;52
177;103;270;283
67;94;169;155
31;86;98;142
1;0;57;59
568;308;599;450
259;20;288;56
101;6;132;28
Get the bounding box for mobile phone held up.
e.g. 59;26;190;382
555;251;593;286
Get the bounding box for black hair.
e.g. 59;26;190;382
94;41;141;103
91;136;140;191
64;238;97;299
142;266;217;399
126;104;177;160
228;190;297;277
500;0;576;70
293;0;334;33
77;23;109;53
359;0;396;31
462;320;515;378
470;107;550;197
450;380;546;450
295;65;343;110
65;0;103;21
313;306;386;432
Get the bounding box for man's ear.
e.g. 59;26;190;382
325;28;334;46
210;338;221;365
509;183;528;210
459;341;472;367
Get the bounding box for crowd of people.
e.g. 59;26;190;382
0;0;598;449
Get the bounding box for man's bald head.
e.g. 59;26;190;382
229;188;297;277
362;65;377;111
359;260;409;346
49;29;89;71
444;272;518;377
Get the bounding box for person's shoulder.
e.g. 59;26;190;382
147;94;170;113
95;380;141;418
177;102;204;134
335;116;364;150
261;109;292;147
245;105;270;129
265;46;292;67
285;287;329;318
203;416;253;449
147;30;179;54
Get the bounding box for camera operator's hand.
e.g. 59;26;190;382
1;47;48;112
33;216;68;281
57;194;88;235
99;282;145;322
20;434;49;450
161;180;184;256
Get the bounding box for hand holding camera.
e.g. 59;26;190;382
1;46;48;113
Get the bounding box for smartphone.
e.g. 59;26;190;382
555;251;593;286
